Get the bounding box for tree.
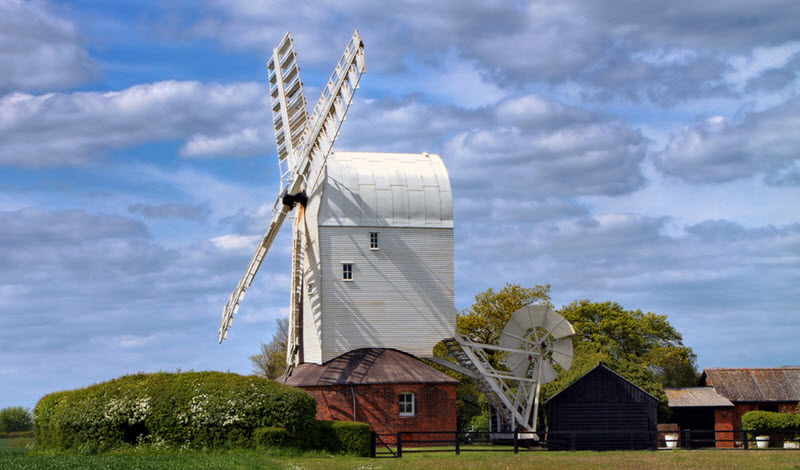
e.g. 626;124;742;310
0;406;33;432
250;317;289;380
558;300;699;388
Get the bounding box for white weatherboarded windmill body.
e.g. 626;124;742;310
218;31;575;436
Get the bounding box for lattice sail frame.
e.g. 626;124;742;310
219;31;366;343
455;305;575;433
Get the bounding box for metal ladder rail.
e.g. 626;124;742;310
442;338;511;422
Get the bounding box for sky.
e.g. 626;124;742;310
1;0;799;412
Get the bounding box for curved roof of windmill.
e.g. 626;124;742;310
318;152;453;228
280;348;458;387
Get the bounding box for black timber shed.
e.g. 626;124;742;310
545;362;658;450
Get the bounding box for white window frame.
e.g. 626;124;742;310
369;232;379;250
342;263;353;281
398;392;415;417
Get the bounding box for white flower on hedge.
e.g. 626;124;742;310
102;395;151;425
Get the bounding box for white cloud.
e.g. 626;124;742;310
211;234;260;251
192;0;800;103
654;97;800;183
447;94;647;198
180;127;271;158
0;0;96;92
129;203;210;221
726;42;800;91
0;81;271;167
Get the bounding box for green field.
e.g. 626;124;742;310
2;448;799;469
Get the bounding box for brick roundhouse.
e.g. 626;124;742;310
282;348;458;443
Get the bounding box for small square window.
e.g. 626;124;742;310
398;392;414;417
342;263;353;281
369;232;379;250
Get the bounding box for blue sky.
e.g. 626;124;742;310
2;0;799;412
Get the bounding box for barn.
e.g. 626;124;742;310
281;347;458;443
665;367;800;448
545;363;658;450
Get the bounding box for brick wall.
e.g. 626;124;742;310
713;402;798;448
300;382;457;445
713;408;736;448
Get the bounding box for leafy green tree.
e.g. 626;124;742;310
250;317;289;379
558;300;699;387
0;406;33;432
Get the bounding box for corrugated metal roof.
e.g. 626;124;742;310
664;387;733;407
702;367;800;402
318;152;453;228
280;348;459;387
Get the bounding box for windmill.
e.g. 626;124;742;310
218;30;574;437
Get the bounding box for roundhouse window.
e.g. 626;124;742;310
398;392;415;417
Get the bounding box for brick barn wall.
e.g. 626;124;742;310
300;382;457;445
714;408;735;448
713;402;798;448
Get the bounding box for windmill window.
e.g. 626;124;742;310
342;263;353;281
369;232;379;250
398;392;415;417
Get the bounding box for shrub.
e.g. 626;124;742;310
253;426;289;448
741;411;800;434
313;420;371;456
0;406;33;432
0;431;35;438
34;371;316;451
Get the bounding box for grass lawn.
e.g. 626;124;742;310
2;448;799;469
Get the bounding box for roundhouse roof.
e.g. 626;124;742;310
318;152;453;228
281;348;458;387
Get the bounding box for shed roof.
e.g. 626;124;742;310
664;387;733;407
280;348;459;387
318;152;453;228
702;367;800;402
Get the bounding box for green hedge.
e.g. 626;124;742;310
252;421;371;455
0;431;35;439
253;426;288;448
34;371;316;451
741;411;800;434
313;420;371;456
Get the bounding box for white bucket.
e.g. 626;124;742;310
756;436;769;448
665;434;679;449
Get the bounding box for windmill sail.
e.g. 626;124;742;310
219;30;366;343
268;33;308;189
297;31;365;196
